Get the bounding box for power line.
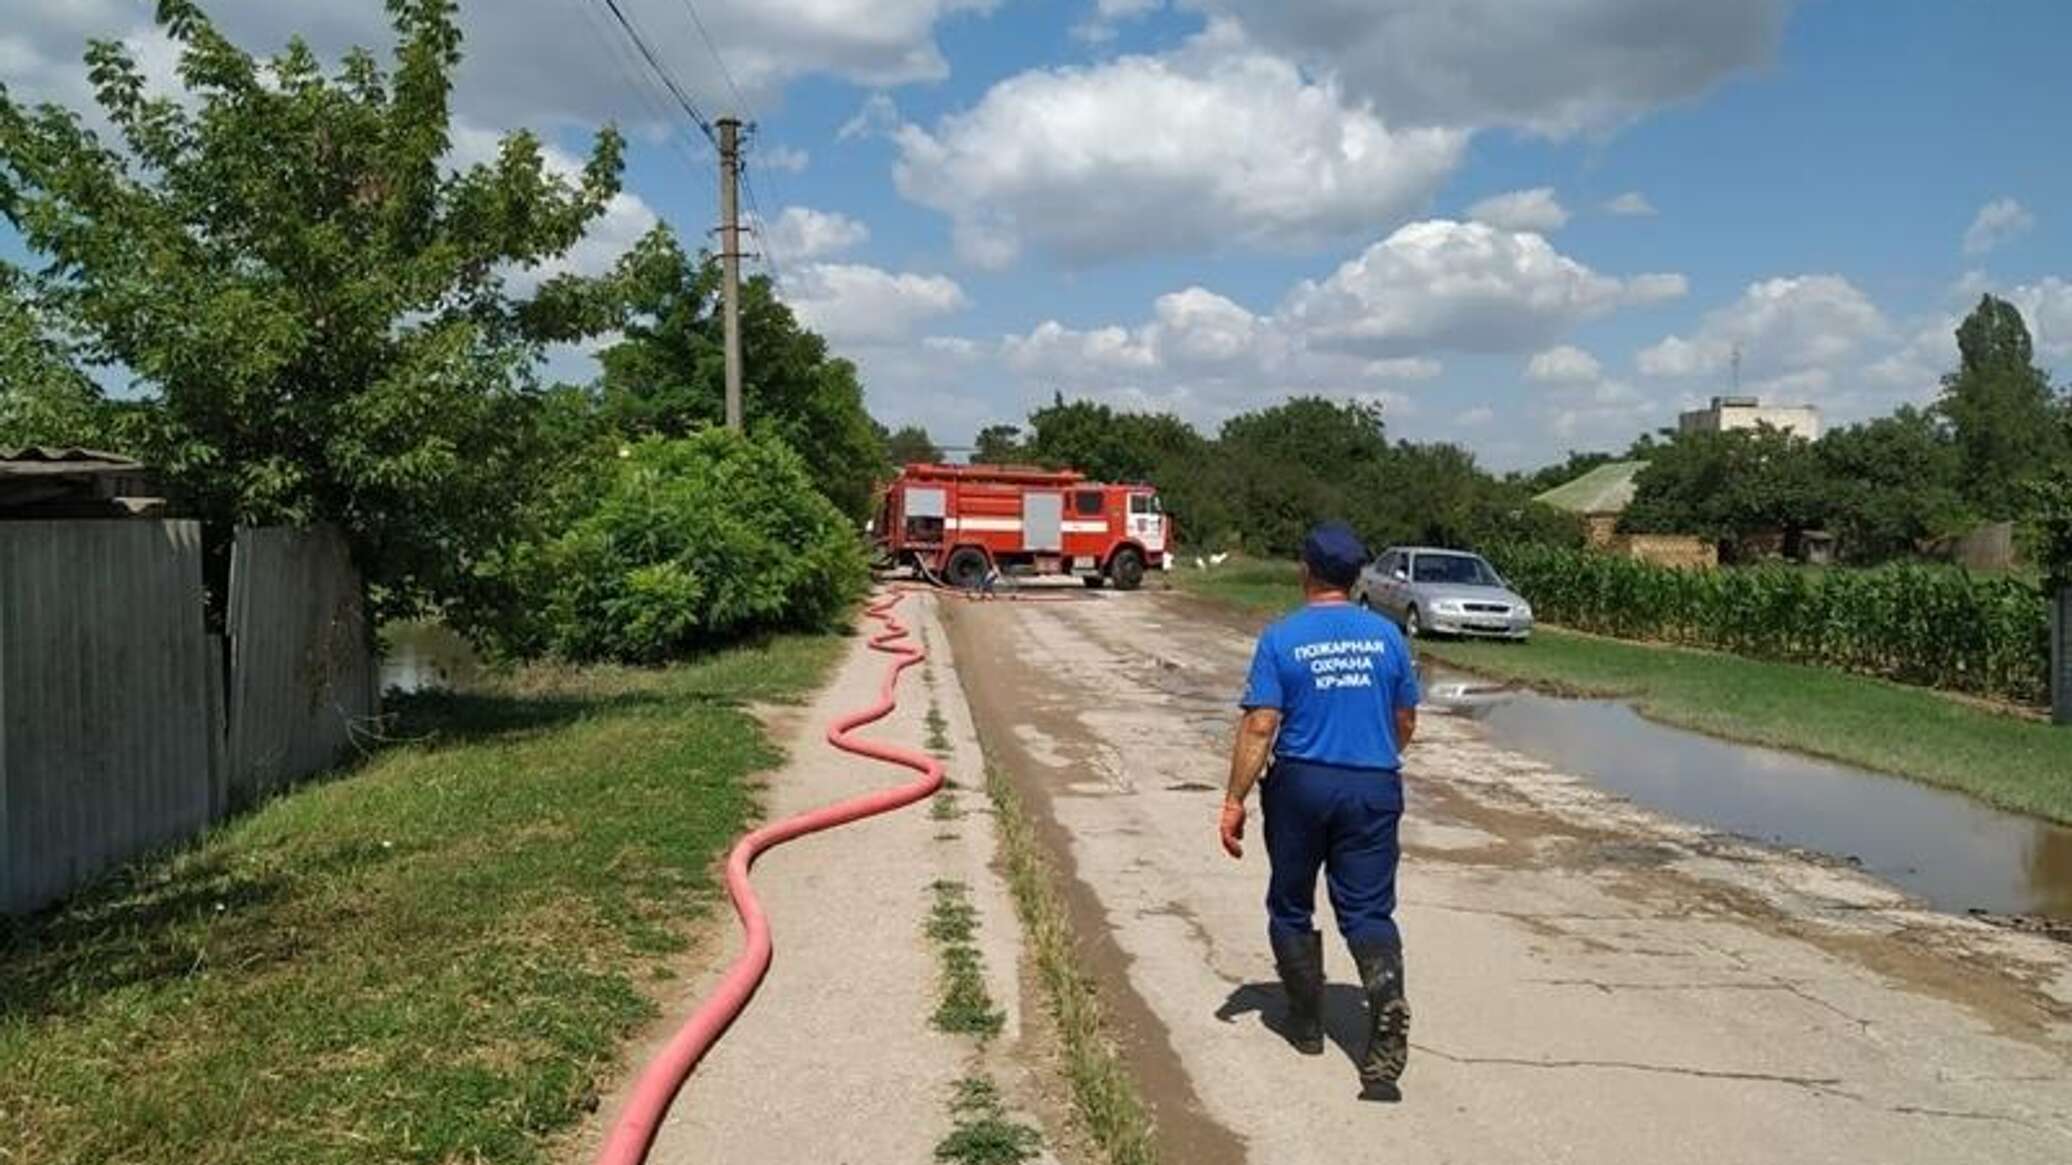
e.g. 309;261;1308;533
589;0;716;145
673;0;749;120
740;156;788;295
573;0;711;179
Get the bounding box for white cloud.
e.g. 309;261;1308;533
838;93;902;140
764;207;869;261
1279;219;1685;357
1961;197;2034;257
0;0;993;132
1604;191;1658;217
1075;0;1166;42
1185;0;1791;135
1363;357;1443;381
2007;277;2072;360
760;145;810;173
890;32;1466;267
1526;345;1603;384
1637;275;1889;385
1455;405;1495;427
1467;188;1569;233
782;264;969;344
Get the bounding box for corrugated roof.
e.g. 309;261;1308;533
0;447;143;477
1533;460;1647;514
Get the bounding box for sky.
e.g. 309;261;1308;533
3;0;2069;470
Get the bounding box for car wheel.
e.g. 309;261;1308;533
1110;548;1145;591
945;546;988;590
1404;606;1422;639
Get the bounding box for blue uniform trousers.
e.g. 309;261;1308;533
1261;757;1403;946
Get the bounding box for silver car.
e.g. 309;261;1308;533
1352;547;1534;641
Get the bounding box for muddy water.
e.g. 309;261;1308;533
1423;673;2072;920
378;622;481;694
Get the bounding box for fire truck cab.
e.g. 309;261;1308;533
875;464;1168;590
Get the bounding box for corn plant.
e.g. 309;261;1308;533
1487;545;2050;704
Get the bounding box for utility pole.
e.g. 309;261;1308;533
717;116;744;431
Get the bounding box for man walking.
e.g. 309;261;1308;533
1219;521;1419;1093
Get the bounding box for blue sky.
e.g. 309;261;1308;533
5;0;2069;469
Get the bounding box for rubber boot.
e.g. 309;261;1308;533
1348;938;1410;1086
1269;930;1325;1055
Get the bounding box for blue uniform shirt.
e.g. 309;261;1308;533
1240;601;1420;771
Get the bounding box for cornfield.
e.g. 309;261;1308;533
1486;545;2051;705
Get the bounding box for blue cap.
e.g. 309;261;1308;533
1301;521;1367;588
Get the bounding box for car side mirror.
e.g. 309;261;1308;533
1392;569;1408;582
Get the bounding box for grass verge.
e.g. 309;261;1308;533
1174;559;2072;824
0;634;843;1165
983;764;1158;1165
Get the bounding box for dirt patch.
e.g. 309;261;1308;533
944;600;1248;1165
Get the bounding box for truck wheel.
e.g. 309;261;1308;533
1110;548;1145;591
945;547;989;590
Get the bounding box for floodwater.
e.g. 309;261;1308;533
378;622;481;694
1422;672;2072;921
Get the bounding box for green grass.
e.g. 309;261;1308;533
1170;558;1304;615
1175;559;2072;824
925;881;1004;1039
0;635;843;1165
983;765;1157;1165
934;1077;1043;1165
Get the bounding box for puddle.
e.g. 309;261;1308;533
379;622;481;694
1425;670;2072;920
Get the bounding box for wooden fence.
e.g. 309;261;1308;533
1;522;371;913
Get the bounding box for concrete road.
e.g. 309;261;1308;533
578;594;1064;1165
942;589;2072;1164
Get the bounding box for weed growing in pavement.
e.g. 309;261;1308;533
926;881;1004;1038
984;763;1158;1165
931;792;965;821
927;703;952;755
934;1076;1043;1165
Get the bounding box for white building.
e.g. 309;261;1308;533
1677;395;1822;441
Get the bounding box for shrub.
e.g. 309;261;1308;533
489;430;867;663
1487;544;2050;704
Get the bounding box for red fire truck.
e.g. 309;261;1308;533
874;463;1169;590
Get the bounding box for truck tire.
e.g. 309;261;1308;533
945;546;989;590
1110;548;1145;591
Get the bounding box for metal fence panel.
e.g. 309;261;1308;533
0;520;215;914
2056;587;2071;727
225;526;376;805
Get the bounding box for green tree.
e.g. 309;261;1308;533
1024;394;1204;483
596;250;885;519
883;424;942;465
971;423;1027;464
0;265;117;448
1816;407;1971;561
0;0;660;616
1624;425;1828;552
476;430;866;663
1939;295;2065;519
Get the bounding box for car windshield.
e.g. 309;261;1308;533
1412;553;1502;586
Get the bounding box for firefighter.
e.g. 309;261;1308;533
1218;520;1418;1092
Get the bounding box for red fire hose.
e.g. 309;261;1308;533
593;590;943;1165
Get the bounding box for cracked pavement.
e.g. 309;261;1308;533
943;588;2072;1164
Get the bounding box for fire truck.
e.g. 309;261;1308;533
874;463;1169;590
